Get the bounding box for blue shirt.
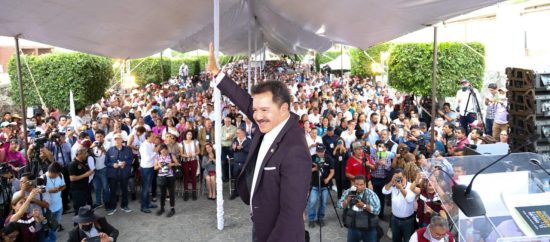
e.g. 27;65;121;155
46;141;72;167
45;173;65;212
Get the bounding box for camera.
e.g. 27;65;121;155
29;176;47;193
160;162;169;173
396;177;402;183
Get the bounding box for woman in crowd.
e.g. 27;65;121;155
333;138;350;198
416;178;445;228
181;130;200;201
202;143;217;200
152;118;165;139
5;188;44;242
162;118;178;141
154;144;178;217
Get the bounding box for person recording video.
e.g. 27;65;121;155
68;205;119;242
306;144;334;228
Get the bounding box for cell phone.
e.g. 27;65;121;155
85;236;100;242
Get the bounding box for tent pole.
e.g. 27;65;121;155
340;44;344;77
254;30;257;85
160;50;164;82
14;35;29;150
247;19;252;94
430;26;438;150
213;0;224;230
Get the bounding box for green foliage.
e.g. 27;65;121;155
388;42;485;97
170;58;197;77
349;43;393;77
316;51;341;72
8;53;112;111
130;57;171;86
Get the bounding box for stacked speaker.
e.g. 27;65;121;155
507;67;550;155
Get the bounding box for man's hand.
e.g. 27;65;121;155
208;42;220;76
356;200;365;209
323;178;330;185
85;170;95;177
99;232;113;242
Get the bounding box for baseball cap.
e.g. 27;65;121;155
0;122;9;128
316;144;326;152
460;79;470;84
113;134;123;140
327;126;334;131
498;87;508;92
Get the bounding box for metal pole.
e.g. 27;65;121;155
340;44;344;77
254;30;257;85
213;0;224;230
160;50;164;82
14;35;29;150
430;26;438;150
248;20;252;94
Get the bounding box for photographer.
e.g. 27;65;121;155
383;168;416;242
5;139;27;173
455;79;480;134
11;173;50;241
0;164;17;228
6;188;44;242
91;130;109;209
307;144;334;228
338;175;380;242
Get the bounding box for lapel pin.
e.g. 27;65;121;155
270;148;274;153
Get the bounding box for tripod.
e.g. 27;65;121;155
463;87;486;134
308;159;343;242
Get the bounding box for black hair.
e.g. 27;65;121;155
48;162;63;174
354;175;367;183
95;129;106;136
251;80;291;107
78;132;90;139
150;109;158;114
20;172;34;180
455;126;465;134
144;130;153;139
392;168;404;177
158;144;168;151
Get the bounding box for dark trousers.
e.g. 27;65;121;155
485;118;494;136
71;188;90;216
61;167;71;209
460;113;477;134
107;178;129;210
371;177;388;218
231;163;244;195
391;215;415;242
151;170;158;198
221;146;231;181
140;167;154;210
347;227;377;242
159;176;176;209
334;160;350;198
183;161;198;191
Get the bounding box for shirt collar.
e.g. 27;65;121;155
263;115;290;141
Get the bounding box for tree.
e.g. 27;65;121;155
8;53;112;111
388;42;485;97
349;43;393;78
130;57;171;86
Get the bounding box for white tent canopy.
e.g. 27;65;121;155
0;0;503;58
322;53;351;71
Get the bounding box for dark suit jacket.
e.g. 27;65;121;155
218;76;311;242
67;217;119;242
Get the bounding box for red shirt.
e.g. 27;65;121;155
345;154;374;180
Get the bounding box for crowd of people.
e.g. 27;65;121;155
0;55;508;242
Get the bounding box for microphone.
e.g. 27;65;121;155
452;134;539;217
530;159;550;185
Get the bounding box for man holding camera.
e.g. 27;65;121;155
11;172;51;241
91;130;109;209
338;175;380;242
46;130;72;212
307;144;334;228
383;168;416;242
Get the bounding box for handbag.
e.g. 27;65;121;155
173;164;183;179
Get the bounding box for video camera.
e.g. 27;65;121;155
28;175;47;193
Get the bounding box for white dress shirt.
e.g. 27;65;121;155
139;140;157;168
250;116;290;209
382;182;416;218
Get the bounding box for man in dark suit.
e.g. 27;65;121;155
209;43;311;242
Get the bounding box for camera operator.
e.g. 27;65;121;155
45;130;72;212
455;79;480;134
11;173;51;241
307;144;334;228
333;138;350;198
91;130;109;210
383;168;416;242
25;141;55;177
338;175;380;242
0;164;17;228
